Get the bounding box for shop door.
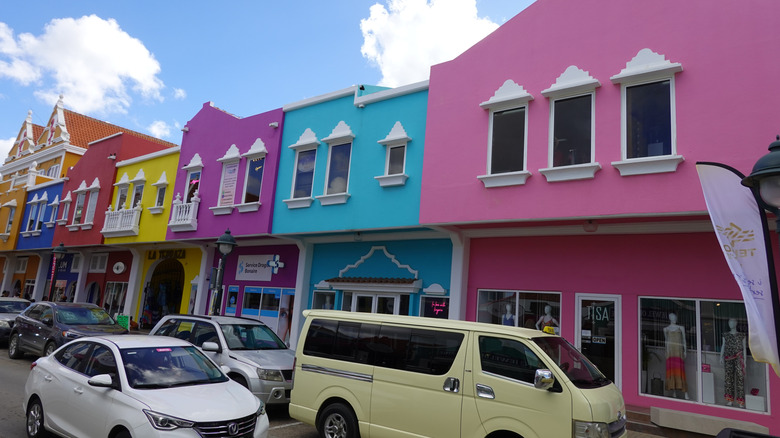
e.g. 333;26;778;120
576;294;621;389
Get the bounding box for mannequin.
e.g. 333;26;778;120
720;318;747;407
663;312;689;399
502;303;515;326
536;305;559;333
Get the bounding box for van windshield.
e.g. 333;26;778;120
532;337;611;389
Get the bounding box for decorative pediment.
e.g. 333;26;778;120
242;138;268;160
130;169;146;183
217;144;241;163
324;246;422;295
610;48;682;84
289;128;320;151
542;65;601;98
182;153;204;171
378;121;411;146
114;173;131;187
322;121;355;145
480;80;533;111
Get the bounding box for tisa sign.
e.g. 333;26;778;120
235;255;283;281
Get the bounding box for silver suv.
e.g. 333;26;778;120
149;314;294;405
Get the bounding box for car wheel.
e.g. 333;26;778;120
43;342;57;357
318;403;359;438
26;397;47;438
8;334;24;359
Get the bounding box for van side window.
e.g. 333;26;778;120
479;336;542;384
303;319;464;375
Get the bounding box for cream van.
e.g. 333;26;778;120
290;310;627;438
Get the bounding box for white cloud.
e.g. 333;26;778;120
360;0;499;87
173;88;186;99
0;15;164;115
0;136;15;159
147;120;171;139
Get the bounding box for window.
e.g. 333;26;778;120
4;206;15;234
341;292;410;316
103;282;128;316
36;199;46;230
477;290;561;333
82;178;101;227
479;336;544;384
213;144;241;214
16;257;28;273
131;183;144;209
552;95;593;167
54;341;93;372
639;297;768;412
317;121;354;206
73;192;86;224
293;149;316;198
610;48;683;176
26;202;38;232
84;344;118;378
302;318;464;375
155;186;166;207
46;164;60;178
89;253;109;273
71;254;81;272
148;171;169;215
47;196;59;226
240;138;268;210
478;80;533;188
243;156;265;204
58;192;71;225
375;121;410;187
23;280;35;299
116;186;128;210
186;170;201;203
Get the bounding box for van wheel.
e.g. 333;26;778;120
318;403;359;438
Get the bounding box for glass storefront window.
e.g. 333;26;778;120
639;298;768;412
313;291;336;310
477;289;561;333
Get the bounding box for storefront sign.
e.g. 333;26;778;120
235;255;276;281
147;249;187;260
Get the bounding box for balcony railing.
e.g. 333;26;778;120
168;192;200;232
101;204;142;237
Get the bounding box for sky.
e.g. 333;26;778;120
0;0;535;156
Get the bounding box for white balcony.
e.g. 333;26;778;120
168;192;200;232
101;204;141;237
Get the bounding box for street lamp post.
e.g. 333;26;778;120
210;229;237;315
48;242;67;301
740;135;780;358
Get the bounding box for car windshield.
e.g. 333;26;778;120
220;323;287;350
532;336;611;389
121;346;228;389
0;301;29;313
56;307;115;325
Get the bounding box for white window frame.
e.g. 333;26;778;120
375;121;410;187
211;144;241;215
149;171;168;215
16;257;28;273
478;80;533;188
539;66;602;182
3;205;15;236
46;195;59;228
238;138;268;213
88;253;109;273
317;121;354;206
610;48;684;176
181;153;204;204
71;192;86;226
70;254;81;273
46;163;60;178
35;195;47;233
57;192;71;226
83;177;100;229
284;128;320;209
24;194;40;234
114;173;131;210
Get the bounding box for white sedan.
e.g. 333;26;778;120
23;334;269;438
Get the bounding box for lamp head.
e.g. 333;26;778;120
52;242;67;256
742;136;780;209
215;229;237;256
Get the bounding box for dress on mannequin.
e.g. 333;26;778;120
663;312;689;399
720;318;746;407
502;304;515;326
536;305;559;334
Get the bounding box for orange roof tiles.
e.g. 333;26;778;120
63;110;178;149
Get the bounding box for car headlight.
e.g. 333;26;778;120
256;368;284;381
62;330;81;339
144;410;195;430
573;420;609;438
0;320;9;328
256;401;266;417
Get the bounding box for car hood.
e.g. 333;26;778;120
0;312;19;321
230;348;295;369
65;325;129;336
133;380;260;421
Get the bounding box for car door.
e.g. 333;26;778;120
41;341;94;435
35;305;55;354
469;333;573;438
68;343;117;438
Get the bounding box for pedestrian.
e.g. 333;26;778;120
1;290;8;297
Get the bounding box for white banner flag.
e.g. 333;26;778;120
697;162;780;376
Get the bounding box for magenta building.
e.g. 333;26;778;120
421;0;780;434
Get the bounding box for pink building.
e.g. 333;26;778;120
421;0;780;434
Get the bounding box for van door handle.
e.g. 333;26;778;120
443;377;460;393
476;383;495;399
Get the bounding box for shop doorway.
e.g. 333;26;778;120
575;294;621;389
85;282;100;304
140;258;184;329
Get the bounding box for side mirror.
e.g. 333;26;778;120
88;373;117;389
534;369;555;390
201;341;221;353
